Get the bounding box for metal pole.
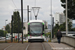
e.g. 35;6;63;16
27;5;29;22
5;20;7;42
21;0;23;43
66;0;68;36
5;20;6;43
30;11;32;20
51;17;52;40
18;13;19;43
18;25;19;43
50;0;52;41
52;17;54;38
11;20;12;42
11;15;13;42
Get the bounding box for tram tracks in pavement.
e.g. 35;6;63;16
42;43;46;50
25;42;46;50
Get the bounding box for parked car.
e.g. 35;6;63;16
19;37;27;41
1;37;5;40
6;37;10;40
0;36;5;40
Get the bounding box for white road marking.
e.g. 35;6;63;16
42;43;46;50
4;45;12;50
25;44;30;50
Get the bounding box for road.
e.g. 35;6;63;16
0;42;52;50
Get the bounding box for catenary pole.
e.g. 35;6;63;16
5;20;7;42
27;5;29;22
66;0;68;36
50;0;52;41
21;0;23;43
11;15;13;42
18;13;19;43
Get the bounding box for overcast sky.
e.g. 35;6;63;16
0;0;69;29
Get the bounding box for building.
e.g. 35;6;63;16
43;20;48;29
1;26;5;30
23;22;28;35
44;29;51;33
54;13;66;25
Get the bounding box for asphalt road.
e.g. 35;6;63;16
0;42;52;50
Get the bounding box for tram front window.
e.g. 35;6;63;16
30;23;42;35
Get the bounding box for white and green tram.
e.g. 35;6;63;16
27;20;46;42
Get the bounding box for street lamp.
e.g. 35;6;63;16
66;0;68;36
50;14;52;41
32;7;40;20
29;11;32;20
5;20;8;42
50;0;52;41
21;0;23;43
27;5;32;22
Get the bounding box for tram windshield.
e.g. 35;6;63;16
30;22;42;35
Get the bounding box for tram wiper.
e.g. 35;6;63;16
31;29;35;33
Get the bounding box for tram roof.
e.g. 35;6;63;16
28;20;44;23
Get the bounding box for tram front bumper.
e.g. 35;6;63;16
28;36;44;42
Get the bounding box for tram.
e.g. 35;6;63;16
27;20;46;42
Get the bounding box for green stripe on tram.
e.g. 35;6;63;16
43;34;45;36
42;23;44;25
28;34;30;36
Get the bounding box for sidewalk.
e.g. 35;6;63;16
48;42;75;50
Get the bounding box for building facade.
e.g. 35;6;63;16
54;13;66;25
43;20;48;29
23;22;28;35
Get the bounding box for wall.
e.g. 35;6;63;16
52;36;75;48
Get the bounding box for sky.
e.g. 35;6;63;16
0;0;73;29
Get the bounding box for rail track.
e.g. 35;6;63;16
25;42;46;50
